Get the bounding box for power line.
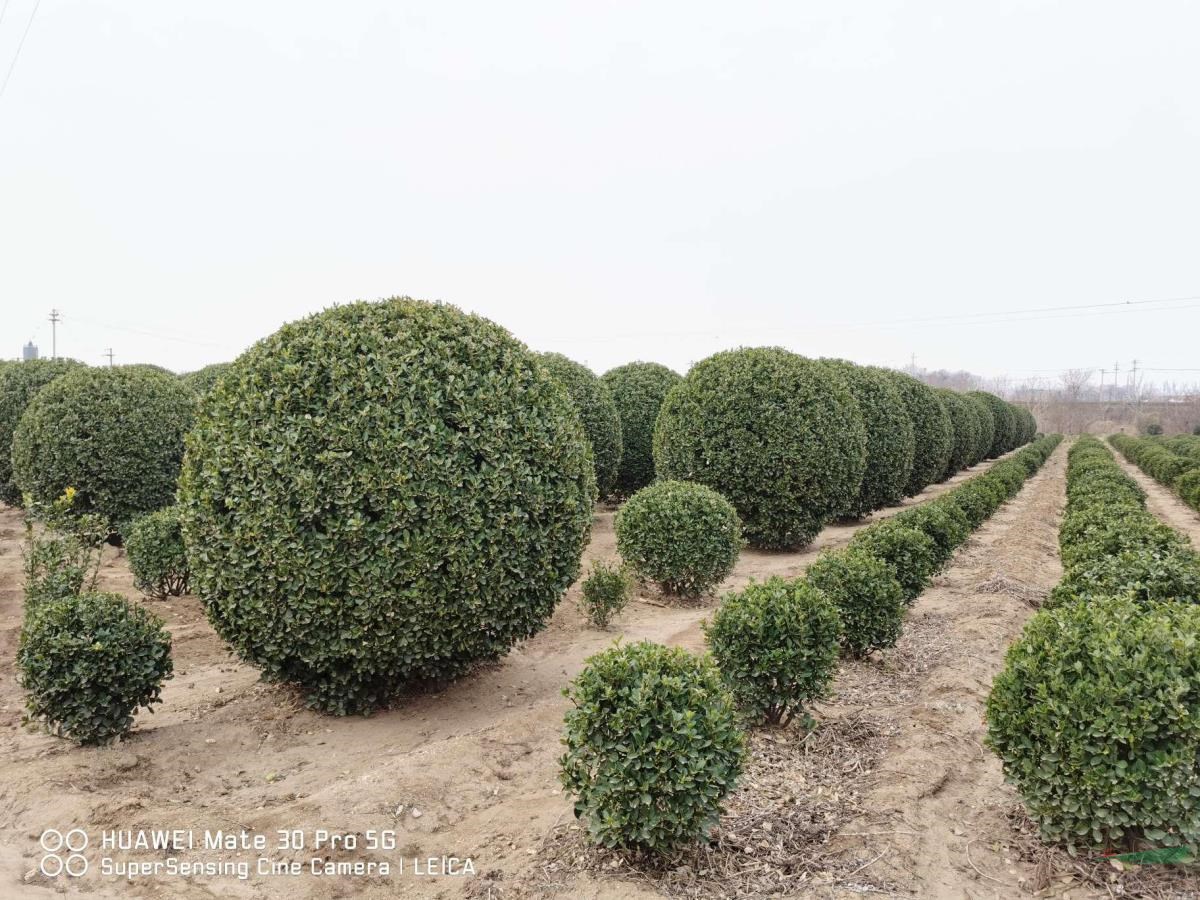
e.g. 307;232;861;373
533;292;1200;344
69;313;226;348
831;292;1200;329
0;0;12;31
0;0;42;101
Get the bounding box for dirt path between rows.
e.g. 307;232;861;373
1110;448;1200;547
0;458;1015;900
823;440;1070;899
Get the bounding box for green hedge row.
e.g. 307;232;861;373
987;437;1200;851
1110;432;1200;514
709;433;1060;718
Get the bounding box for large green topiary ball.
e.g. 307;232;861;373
987;597;1200;849
11;365;193;532
884;372;953;497
538;352;622;498
600;361;681;496
653;347;867;550
936;389;981;479
966;393;996;465
178;298;596;714
560;641;745;852
0;359;84;505
822;361;914;517
970;391;1016;458
18;591;173;745
1014;406;1037;445
615;479;742;597
180;362;232;397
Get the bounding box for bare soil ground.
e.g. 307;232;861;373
6;448;1185;900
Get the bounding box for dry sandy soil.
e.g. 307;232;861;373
1;444;1195;899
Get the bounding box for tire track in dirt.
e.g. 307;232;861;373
1110;448;1200;547
827;441;1069;899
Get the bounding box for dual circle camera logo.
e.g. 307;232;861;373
39;829;89;877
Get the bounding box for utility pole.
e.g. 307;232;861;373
1113;361;1120;401
48;309;61;359
103;348;114;367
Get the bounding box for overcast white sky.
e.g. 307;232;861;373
1;1;1198;386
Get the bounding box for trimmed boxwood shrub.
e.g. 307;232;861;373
615;479;742;597
11;365;194;533
822;360;914;516
538;352;623;498
936;389;980;479
560;641;745;852
1047;546;1200;609
601;362;682;496
987;597;1200;849
654;348;867;549
966;393;996;465
970;391;1016;457
1015;407;1038;445
125;506;190;599
849;521;939;602
955;475;1011;526
179;298;596;714
804;548;905;658
705;577;840;726
180;362;232;397
18;592;173;745
891;500;970;565
579;560;632;628
0;359;84;505
885;371;953;496
1177;468;1200;511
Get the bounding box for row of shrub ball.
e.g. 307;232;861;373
563;434;1061;851
987;436;1200;851
652;349;1035;549
3;299;1035;719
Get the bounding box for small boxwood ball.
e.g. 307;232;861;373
125;506;190;599
987;597;1200;849
179;298;596;714
11;365;194;533
0;358;84;505
822;361;915;517
560;641;745;852
600;361;682;496
705;576;841;725
654;347;867;550
18;591;173;745
804;548;906;658
891;500;970;564
615;479;742;597
538;352;622;498
884;371;953;497
849;521;939;602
